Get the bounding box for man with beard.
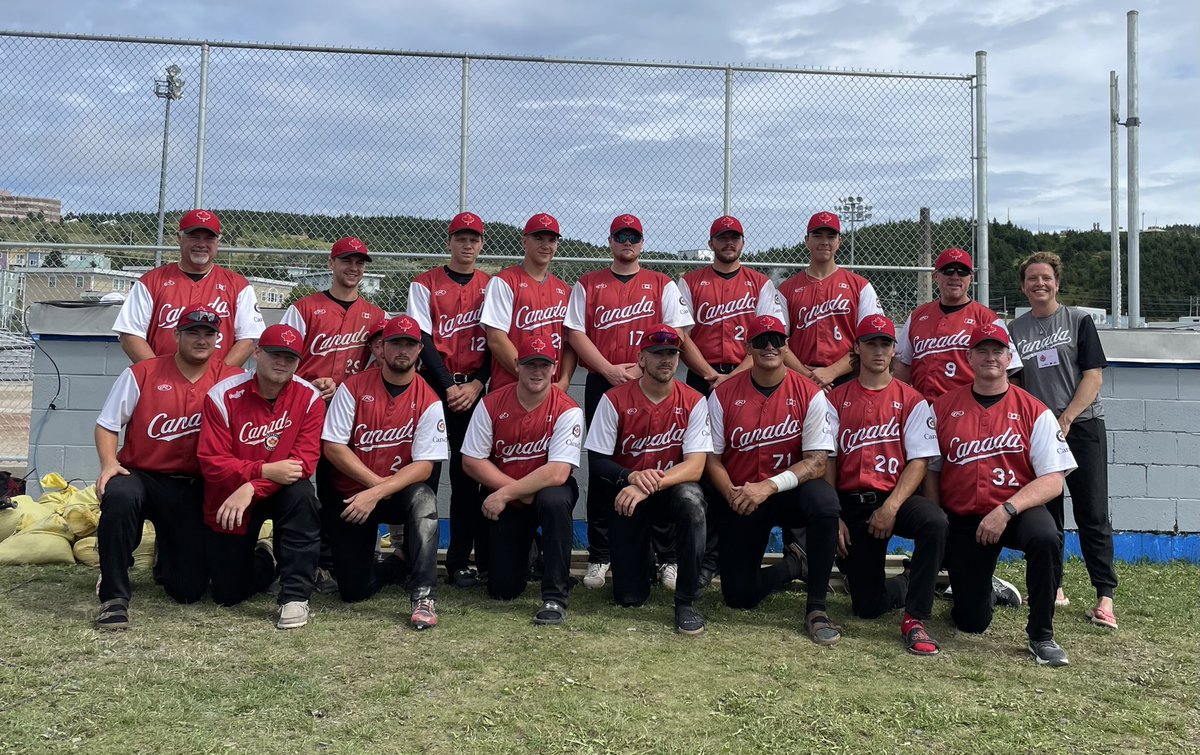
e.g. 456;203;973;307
321;315;447;630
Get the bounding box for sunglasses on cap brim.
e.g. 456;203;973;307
643;330;681;348
181;310;219;327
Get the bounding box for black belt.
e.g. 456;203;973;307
451;372;477;385
842;490;886;506
711;363;738;374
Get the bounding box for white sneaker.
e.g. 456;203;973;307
583;562;610;589
276;600;310;629
658;563;678;591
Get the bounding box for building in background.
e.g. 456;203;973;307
0;190;62;223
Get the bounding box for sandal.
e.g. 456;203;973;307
806;611;841;646
96;598;130;631
903;624;940;656
533;600;566;625
1086;605;1119;629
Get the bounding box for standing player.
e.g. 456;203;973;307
481;213;576;393
198;324;325;629
114;209;264;366
321;316;447;630
1010;252;1118;626
565;214;693;589
93;305;242;629
927;325;1077;666
826;315;946;655
778;211;883;390
461;339;584;625
408;212;492;588
706;315;843;644
678;215;784;395
584;325;711;635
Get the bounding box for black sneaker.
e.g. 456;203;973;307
786;542;809;583
449;568;479;589
1028;638;1069;667
991;576;1023;608
697;564;718;590
675;605;706;635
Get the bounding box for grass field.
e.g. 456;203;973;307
1;560;1197;754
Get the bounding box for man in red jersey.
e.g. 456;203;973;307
565;213;693;589
928;325;1077;667
462;339;584;625
894;248;1010;401
778;211;883;390
826;315;946;655
198;324;325;629
321;316;447;630
481;212;577;393
92;304;243;629
280;236;385;400
706;315;843;644
114;209;264;366
584;325;712;634
678;216;784;396
408;212;492;588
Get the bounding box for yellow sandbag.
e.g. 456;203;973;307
73;536;99;567
37;473;78;506
131;521;156;571
0;514;75;564
60;501;100;540
0;496;42;542
258;520;273;542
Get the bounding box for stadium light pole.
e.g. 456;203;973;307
835;195;872;267
154;64;185;266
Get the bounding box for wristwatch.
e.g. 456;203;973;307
1002;501;1018;518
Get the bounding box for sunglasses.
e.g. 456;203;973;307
939;266;971;277
613;231;643;244
183;310;219;325
749;332;786;350
644;330;681;347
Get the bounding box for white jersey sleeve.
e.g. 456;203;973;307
461;402;494;460
757;279;785;320
407;281;434;333
583;395;620;455
96;367;140;431
707;392;726;455
802;391;836;452
682;398;714;455
895;314;915;365
480;277;515;331
1030;409;1078;477
233;285;265;341
660;280;694;328
548;406;585;468
112;281;154;337
321;384;356;444
279;305;306;339
826;402;842;457
856;283;884;323
677;278;695;333
412;402;449;462
563;281;588;332
995;317;1021;373
902;400;940;460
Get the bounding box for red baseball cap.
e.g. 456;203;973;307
523;213;561;236
806;211;841;234
382;315;422;343
258;324;303;358
331;236;372;262
176;303;222;332
710;216;744;238
934;247;973;271
517;336;558;365
448;212;485;236
968;324;1010;349
746;315;787;341
855;314;897;342
179;209;221;235
367;317;388;342
610;214;643;235
640;324;682;353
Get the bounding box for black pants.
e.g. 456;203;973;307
430;391;488;575
97;470;208;604
1046;417;1117;599
207;480;320;606
608;481;707;608
684;363;738;397
840;492;947;621
584;371;675;566
314;456;337;571
717;480;840;613
946;506;1060;642
486;478;578;607
319;482;439;602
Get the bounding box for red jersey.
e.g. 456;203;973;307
96;355;242;476
584;380;713;471
679;265;784;365
462;385;584;480
113;263;265;357
931;385;1076;517
564;268;693;370
198;372;325;534
896;300;1008;401
777;268;882;367
708;370;835;487
279;292;385;386
826;378;939;494
407;267;491;375
480;266;571;390
321;371;449;495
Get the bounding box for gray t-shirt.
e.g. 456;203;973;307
1010;306;1107;422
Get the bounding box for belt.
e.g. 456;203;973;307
842;490;885;506
451;372;477;385
711;363;739;374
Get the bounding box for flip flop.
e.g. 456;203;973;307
806;612;841;646
1086;605;1118;629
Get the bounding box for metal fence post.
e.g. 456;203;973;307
154;96;174;266
974;50;989;310
194;42;210;209
459;55;471;213
1110;70;1121;327
723;66;733;216
1126;11;1140;328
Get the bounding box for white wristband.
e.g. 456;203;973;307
768;470;798;492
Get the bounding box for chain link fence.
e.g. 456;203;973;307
0;31;979;463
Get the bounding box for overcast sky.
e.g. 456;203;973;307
3;0;1196;245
